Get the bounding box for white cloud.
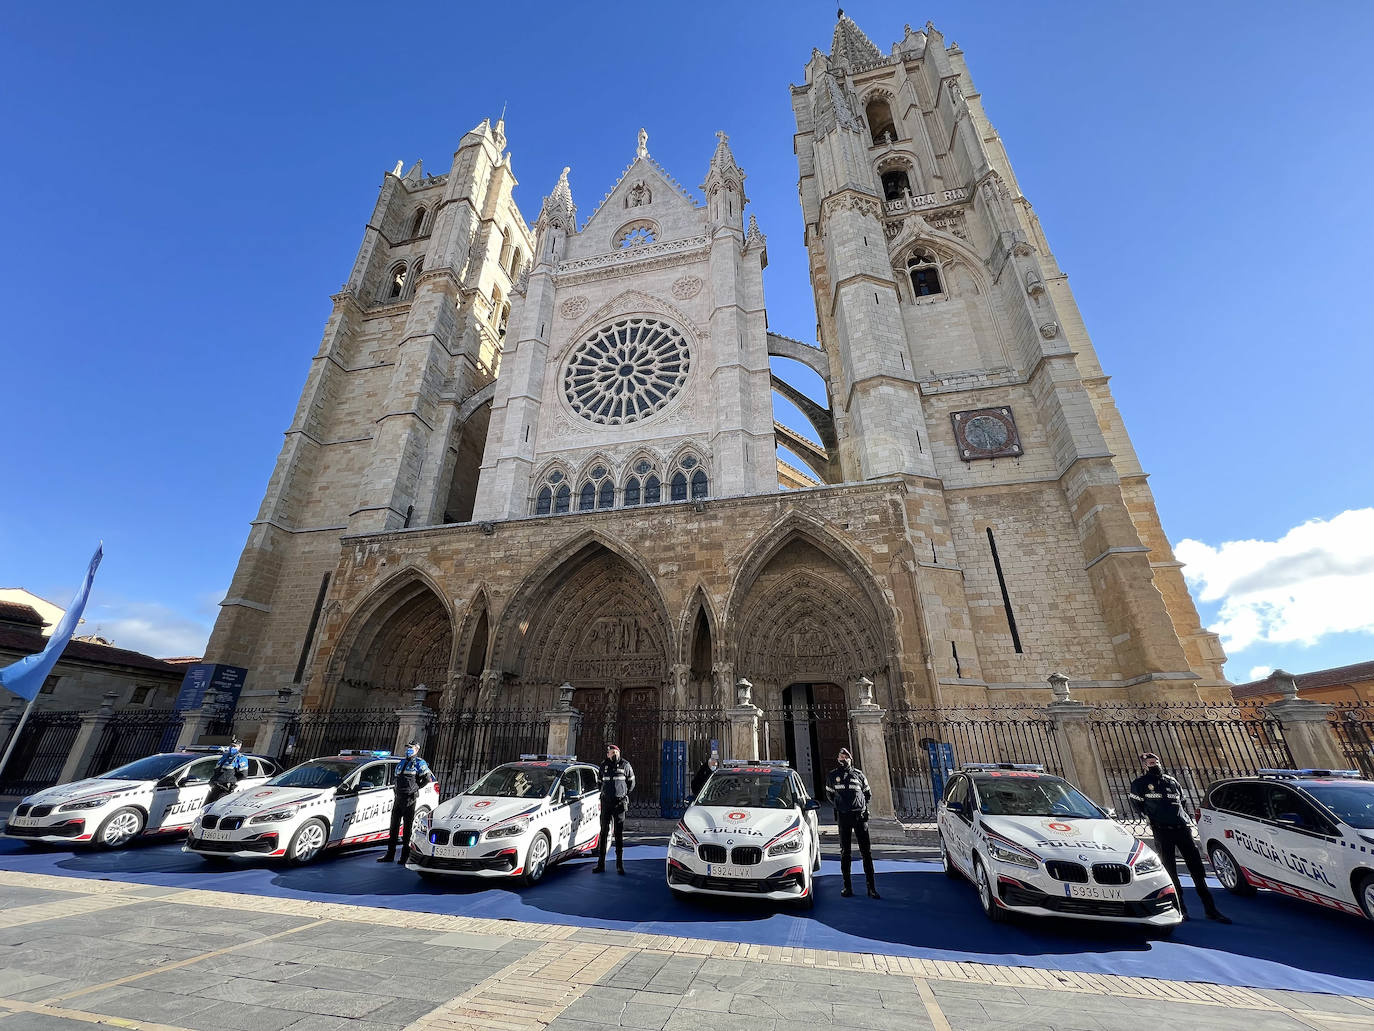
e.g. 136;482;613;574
1247;665;1273;681
1175;508;1374;654
80;599;213;659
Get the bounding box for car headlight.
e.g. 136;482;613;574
987;839;1039;869
1134;854;1162;875
485;818;529;839
670;830;696;850
59;796;112;812
250;808;297;824
767;836;803;857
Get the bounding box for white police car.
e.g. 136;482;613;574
407;755;601;885
938;764;1181;931
3;747;276;849
666;760;822;908
184;749;439;865
1199;769;1374;921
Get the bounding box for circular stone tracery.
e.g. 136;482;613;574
563;317;691;425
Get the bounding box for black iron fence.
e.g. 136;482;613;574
1089;703;1293;827
0;711;86;795
758;702;852;801
1329;704;1374;777
87;709;186;775
280;707;400;766
885;705;1066;822
427;708;550;800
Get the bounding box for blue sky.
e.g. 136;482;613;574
2;2;1371;685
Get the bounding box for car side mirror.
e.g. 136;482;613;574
804;798;821;811
946;800;964;814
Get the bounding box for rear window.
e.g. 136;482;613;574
1209;782;1268;819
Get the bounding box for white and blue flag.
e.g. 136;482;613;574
0;544;103;702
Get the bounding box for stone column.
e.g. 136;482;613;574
253;688;299;762
176;688;221;750
667;663;690;711
59;691;119;783
1265;670;1347;770
1044;672;1113;809
394;684;435;756
849;677;897;823
545;682;581;757
711;663;733;710
726;677;760;761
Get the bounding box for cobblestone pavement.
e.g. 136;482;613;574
0;871;1370;1031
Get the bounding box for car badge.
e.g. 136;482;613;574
1078;854;1091;862
253;790;274;798
473;800;493;808
726;811;748;821
726;839;733;846
1046;821;1073;833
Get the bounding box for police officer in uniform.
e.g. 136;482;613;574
205;740;250;807
690;753;717;798
379;742;433;864
594;743;635;874
826;747;880;898
1128;752;1231;923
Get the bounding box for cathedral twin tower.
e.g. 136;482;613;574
205;14;1227;732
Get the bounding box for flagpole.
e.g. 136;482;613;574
0;696;38;783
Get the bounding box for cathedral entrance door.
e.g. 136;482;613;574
781;683;850;797
617;686;659;813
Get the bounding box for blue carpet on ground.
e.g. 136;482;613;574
2;838;1370;998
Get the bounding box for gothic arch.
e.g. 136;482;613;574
327;566;456;708
676;583;721;667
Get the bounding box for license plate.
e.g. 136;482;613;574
8;817;38;828
433;844;469;858
1067;883;1124;900
708;864;752;879
201;829;233;841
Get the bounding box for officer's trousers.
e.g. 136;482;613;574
837;812;875;886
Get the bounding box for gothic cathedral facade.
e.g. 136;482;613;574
204;16;1227;736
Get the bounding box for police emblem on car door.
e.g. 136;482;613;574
555;770;581;852
149;756;220;831
334;760;395;845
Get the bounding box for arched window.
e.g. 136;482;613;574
624;477;641;507
644;475;661;504
690;469;708;499
490;286;502;326
388;263;408;299
498;302;510;339
670;472;688;502
497;231;512;269
865;98;897;144
598;480;614;509
668;451;707;503
908;249;943;297
578;482;596;511
509;248;522;279
410;208;427;237
535;486;552;515
615;220;658;249
554;484;571;513
881;169;910;201
531;469;573;516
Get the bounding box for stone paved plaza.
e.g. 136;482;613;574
0;870;1370;1031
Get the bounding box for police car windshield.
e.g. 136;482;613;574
695;772;796;809
98;754;190;781
268;760;357;789
1302;783;1374;829
468;765;559;798
974;775;1102;819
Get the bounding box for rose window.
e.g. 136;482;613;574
563;317;690;425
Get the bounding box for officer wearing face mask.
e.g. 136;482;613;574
379;742;433;864
594;743;635;874
690;753;718;798
826;747;880;899
1129;752;1230;923
205;740;250;806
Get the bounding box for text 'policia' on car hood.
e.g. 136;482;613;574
981;813;1140;859
435;795;544;826
23;779;145;805
682;805;800;842
207;786;325;817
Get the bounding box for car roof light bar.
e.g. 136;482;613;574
181;745;230;753
337;749;392;757
1256;768;1362;779
962;762;1046;772
518;754;577;762
720;759;791;768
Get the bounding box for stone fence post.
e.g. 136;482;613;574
394;684;434;756
726;678;761;761
58;691;118;783
849;676;898;824
176;688;221;750
1044;673;1114;811
253;688;299;762
545;682;581;757
1265;670;1347;770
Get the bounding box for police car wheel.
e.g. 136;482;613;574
939;834;958;879
96;807;144;849
287;818;328;865
1207;843;1256;896
1356;872;1374;921
974;858;1006;923
524;831;551;885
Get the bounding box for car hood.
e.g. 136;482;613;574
206;785;327;818
435;795;545;828
25;778;145;806
683;805;801;845
982;814;1143;861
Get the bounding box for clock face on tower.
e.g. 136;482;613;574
951;407;1022;461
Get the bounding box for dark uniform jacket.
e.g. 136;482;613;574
394;756;433;797
826;765;871;818
211;752;250;789
599;757;636;812
1127;769;1192;828
690;762;714;797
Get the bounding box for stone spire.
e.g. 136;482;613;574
538;166;577;233
830;9;884;67
702;131;746;229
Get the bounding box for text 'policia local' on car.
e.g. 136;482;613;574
938;763;1182;932
184;750;438;864
4;747;275;849
667;759;822;907
1199;768;1374;921
407;755;602;884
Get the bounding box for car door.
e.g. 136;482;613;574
1207;781;1276;880
943;775;975;872
794;774;819;847
148;756;219;831
1263;783;1344;902
576;766;601;846
550;770;580;854
335;761;395;844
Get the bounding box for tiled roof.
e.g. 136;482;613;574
0;626;184;676
0;601;47;629
1232;659;1374;698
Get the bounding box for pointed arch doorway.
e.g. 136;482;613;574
780;682;850;797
